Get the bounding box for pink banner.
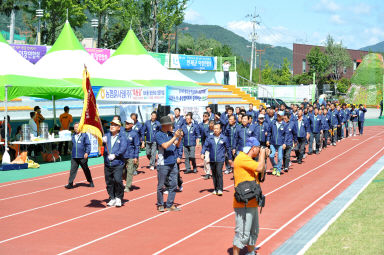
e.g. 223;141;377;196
86;48;111;64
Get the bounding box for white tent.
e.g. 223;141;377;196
96;30;197;87
35;21;100;79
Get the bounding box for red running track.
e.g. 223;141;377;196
0;127;383;255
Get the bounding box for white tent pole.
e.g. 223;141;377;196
52;95;57;126
4;85;8;150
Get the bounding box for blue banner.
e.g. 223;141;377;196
171;55;216;70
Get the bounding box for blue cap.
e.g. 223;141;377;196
246;137;260;147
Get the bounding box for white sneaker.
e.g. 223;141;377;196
150;166;155;171
107;198;116;207
178;185;183;192
164;190;169;194
115;198;122;207
217;190;223;196
212;190;217;195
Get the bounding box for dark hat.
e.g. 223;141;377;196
160;116;173;126
34;106;41;111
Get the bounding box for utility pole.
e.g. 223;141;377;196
246;9;260;85
36;1;44;45
9;8;15;43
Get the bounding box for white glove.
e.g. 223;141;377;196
102;136;107;144
108;154;116;161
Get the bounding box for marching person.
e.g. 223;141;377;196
294;109;309;164
173;107;185;130
321;108;331;149
142;111;160;171
283;112;296;172
336;105;344;141
342;104;350;138
234;115;256;154
123;118;140;193
131;112;143;175
182;113;200;174
65;122;94;189
350;105;359;136
224;115;237;174
269;111;287;176
308;108;322;155
357;104;367;135
155;115;183;212
254;114;270;147
201;123;232;196
329;103;340;146
103;119;127;207
232;137;268;255
206;106;215;120
247;103;259;123
202;120;215;179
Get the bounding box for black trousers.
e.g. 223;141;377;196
224;71;229;85
295;137;306;161
104;165;124;200
323;130;329;148
210;162;224;191
165;163;183;189
68;158;93;184
283;145;292;169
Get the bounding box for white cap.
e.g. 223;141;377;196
258;114;265;118
277;111;285;116
125;117;134;124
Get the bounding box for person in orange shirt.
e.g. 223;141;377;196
232;137;268;255
59;106;73;155
33;106;45;133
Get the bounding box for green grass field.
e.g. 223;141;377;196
305;169;384;255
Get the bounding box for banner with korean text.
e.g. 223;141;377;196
170;54;217;70
10;44;47;64
85;48;111;64
95;87;166;104
166;86;208;107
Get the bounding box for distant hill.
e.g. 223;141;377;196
179;23;293;68
360;41;384;52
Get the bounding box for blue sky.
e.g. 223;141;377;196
184;0;384;50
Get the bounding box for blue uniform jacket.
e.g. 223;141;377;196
176;139;183;159
328;110;340;127
201;134;232;162
71;133;91;159
350;109;358;122
269;121;287;146
142;120;160;143
308;114;322;133
220;113;229;127
234;124;256;151
224;124;237;150
199;122;210;141
132;122;143;141
284;121;297;146
265;114;276;126
254;122;270;143
357;108;367;122
104;132;127;167
182;123;200;147
294;118;309;138
337;110;345;124
343;109;351;123
321;114;331;130
174;116;185;130
246;110;259;123
123;129;140;159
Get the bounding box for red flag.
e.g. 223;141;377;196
78;68;104;144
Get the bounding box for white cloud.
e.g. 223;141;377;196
314;0;340;13
330;14;345;24
351;3;371;15
226;20;254;40
184;9;205;24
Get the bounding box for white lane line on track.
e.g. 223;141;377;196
256;145;384;249
0;165;104;188
0;176;204;245
150;131;384;254
57;182;236;255
0;175;158;220
0;176;105;201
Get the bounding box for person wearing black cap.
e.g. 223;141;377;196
155;116;183;212
102;119;127;207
